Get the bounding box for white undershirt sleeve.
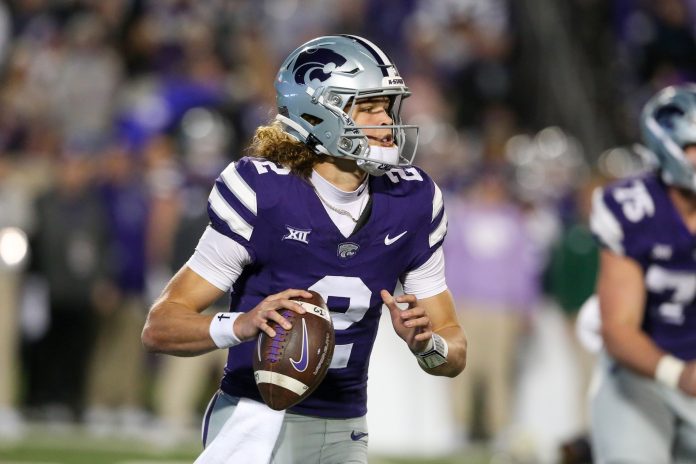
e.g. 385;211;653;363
401;247;448;300
188;226;446;299
186;226;252;291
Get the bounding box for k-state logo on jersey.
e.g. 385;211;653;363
337;242;359;259
283;226;311;244
293;48;355;84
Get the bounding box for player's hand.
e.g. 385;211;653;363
381;289;432;353
678;361;696;396
233;289;310;341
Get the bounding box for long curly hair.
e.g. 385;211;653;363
247;120;327;178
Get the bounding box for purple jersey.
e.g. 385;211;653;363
591;172;696;360
207;157;447;418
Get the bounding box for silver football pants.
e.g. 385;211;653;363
590;351;696;464
202;390;369;464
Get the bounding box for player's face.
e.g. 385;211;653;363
350;97;395;147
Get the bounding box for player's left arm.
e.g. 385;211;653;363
382;288;467;377
384;172;465;376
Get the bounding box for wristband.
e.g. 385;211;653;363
209;312;243;349
655;354;685;389
414;336;434;354
414;333;449;369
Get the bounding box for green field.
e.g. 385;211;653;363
0;425;492;464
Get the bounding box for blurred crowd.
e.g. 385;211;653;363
1;0;695;461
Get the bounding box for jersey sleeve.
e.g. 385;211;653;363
407;169;448;271
589;178;657;261
589;186;625;255
206;158;260;261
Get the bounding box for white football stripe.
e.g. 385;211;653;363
432;183;443;221
220;162;257;215
209;186;253;241
589;187;624;255
296;301;332;323
254;370;309;395
429;211;448;248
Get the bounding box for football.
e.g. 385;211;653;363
252;291;335;410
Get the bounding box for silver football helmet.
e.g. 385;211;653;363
641;84;696;191
275;35;418;176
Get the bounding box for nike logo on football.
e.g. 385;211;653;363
289;319;309;372
351;430;368;441
384;231;407;245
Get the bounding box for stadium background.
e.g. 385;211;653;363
0;0;692;463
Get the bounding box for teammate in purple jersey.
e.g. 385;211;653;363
590;85;696;464
142;35;466;464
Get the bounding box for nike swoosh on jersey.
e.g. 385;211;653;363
384;230;408;245
289;318;309;372
350;430;369;441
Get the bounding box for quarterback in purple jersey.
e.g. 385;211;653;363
142;35;466;463
590;85;696;463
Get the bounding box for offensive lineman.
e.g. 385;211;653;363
142;35;467;463
590;85;696;463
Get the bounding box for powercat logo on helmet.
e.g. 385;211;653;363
293;48;350;84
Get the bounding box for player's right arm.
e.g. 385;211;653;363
597;249;662;377
142;267;310;357
142;266;227;357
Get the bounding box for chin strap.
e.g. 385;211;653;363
356;145;400;176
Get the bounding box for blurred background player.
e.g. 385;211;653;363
83;144;150;434
0;155;33;440
27;151;108;424
445;163;542;445
589;84;696;463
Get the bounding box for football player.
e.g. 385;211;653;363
141;35;467;463
589;85;696;463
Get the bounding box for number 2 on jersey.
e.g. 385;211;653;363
309;276;372;369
